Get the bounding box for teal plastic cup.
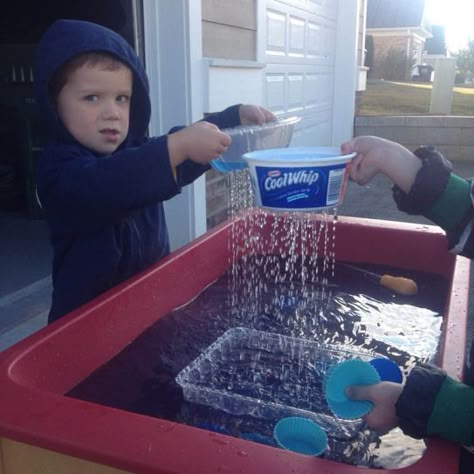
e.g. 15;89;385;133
324;358;381;419
273;417;327;456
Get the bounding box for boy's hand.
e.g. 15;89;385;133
342;136;422;193
239;104;276;125
342;136;385;185
345;382;403;434
168;121;231;167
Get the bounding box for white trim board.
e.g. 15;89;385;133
143;0;207;251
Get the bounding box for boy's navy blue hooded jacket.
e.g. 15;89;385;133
35;20;241;322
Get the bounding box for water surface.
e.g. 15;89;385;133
69;257;446;469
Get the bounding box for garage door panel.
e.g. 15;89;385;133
263;0;337;146
265;66;334;114
265;73;285;113
266;9;286;55
291;109;332;146
273;0;337;21
288;74;304;109
288;16;305;57
266;7;336;64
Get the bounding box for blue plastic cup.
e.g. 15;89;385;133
369;358;403;383
273;417;327;456
210;158;247;173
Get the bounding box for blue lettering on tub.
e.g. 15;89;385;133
263;170;319;191
252;163;346;210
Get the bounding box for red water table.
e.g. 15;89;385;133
0;214;468;473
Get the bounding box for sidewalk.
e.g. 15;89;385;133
0;276;50;351
0;209;51;351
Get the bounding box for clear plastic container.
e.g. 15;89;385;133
175;327;376;437
210;116;301;173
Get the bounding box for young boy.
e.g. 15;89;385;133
341;136;474;451
35;19;275;323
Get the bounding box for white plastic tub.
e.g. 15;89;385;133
243;146;356;211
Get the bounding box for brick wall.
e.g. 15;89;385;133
206;169;230;229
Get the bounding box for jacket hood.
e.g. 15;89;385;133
34;19;151;145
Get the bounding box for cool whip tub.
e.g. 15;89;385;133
243;147;356;211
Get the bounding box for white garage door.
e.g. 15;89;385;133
261;0;338;146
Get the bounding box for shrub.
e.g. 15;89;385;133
365;35;374;76
379;48;416;81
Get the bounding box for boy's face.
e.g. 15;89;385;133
56;62;132;154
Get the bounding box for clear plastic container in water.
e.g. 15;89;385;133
210;116;301;173
175;327;376;438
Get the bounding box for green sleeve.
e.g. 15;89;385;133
427;375;474;444
424;174;472;232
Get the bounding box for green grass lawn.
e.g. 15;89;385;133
358;80;474;116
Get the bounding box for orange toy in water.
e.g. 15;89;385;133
341;263;418;296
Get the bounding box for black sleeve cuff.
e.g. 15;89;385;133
202;104;242;130
396;363;447;439
392;146;453;214
167;104;242;133
168;125;186;134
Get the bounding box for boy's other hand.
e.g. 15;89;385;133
239;104;276;125
168;121;231;167
345;381;403;435
342;136;386;185
342;136;421;193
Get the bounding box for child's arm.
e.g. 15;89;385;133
346;364;474;446
203;104;276;129
342;136;474;253
167;104;276;167
341;136;422;193
167;104;276;172
238;104;276;125
167;121;231;168
345;381;402;434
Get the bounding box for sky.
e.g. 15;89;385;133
425;0;474;52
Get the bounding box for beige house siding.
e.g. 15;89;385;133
206;171;231;229
202;0;256;60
